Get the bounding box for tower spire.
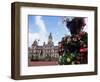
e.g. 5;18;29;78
48;33;53;46
49;32;52;40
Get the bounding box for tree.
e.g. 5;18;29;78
58;17;88;65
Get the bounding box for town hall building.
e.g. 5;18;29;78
28;33;59;61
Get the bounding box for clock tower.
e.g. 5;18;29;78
48;33;54;46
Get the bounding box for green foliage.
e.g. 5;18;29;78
58;31;88;65
59;52;75;65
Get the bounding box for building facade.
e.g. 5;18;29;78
28;33;59;61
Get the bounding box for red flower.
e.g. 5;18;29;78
80;48;87;53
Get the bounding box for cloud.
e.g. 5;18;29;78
53;39;59;46
29;33;39;47
29;16;48;47
35;16;47;34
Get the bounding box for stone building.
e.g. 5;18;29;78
28;33;59;61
